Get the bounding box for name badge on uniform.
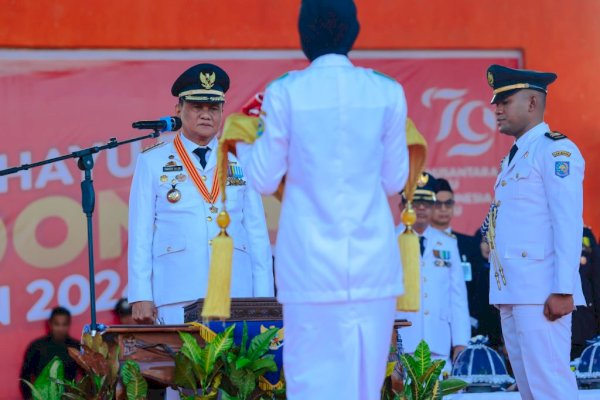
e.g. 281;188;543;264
163;160;183;172
461;255;472;282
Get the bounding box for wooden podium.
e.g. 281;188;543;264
105;297;411;393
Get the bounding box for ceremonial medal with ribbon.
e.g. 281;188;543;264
173;134;220;209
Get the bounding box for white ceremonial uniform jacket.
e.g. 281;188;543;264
490;122;585;306
128;133;274;307
239;54;409;304
395;225;471;357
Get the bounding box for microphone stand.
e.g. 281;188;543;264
0;130;161;332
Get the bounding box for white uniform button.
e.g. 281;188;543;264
515;173;520;179
207;216;213;222
424;293;428;298
522;251;528;258
424;310;430;316
501;181;507;187
166;246;172;252
208;240;212;246
202;175;207;181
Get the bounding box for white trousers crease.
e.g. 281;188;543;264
283;297;397;400
499;304;578;400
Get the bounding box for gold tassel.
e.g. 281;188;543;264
201;211;234;320
396;203;420;311
396;118;428;312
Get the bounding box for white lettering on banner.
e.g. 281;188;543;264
429;165;499;178
34;148;75;189
0;151;33;193
95;269;121;311
26;279;54;322
57;274;90;316
422;87;496;157
0;286;10;325
0;143;138;194
24;270;125;322
455;192;494;204
106;141;141;178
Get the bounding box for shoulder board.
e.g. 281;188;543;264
141;141;166;153
266;72;289;87
372;69;396;82
545;131;567;141
442;230;457;240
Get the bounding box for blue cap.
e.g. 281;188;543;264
487;64;557;104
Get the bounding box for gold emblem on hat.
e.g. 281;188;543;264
487;71;494;87
200;72;216;89
417;173;429;188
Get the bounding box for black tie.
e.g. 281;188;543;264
419;236;426;256
508;144;518;165
193;147;210;169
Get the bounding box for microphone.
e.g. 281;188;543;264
132;116;182;132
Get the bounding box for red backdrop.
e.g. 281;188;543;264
0;51;518;398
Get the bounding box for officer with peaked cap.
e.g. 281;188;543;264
127;63;274;324
237;0;409;398
396;173;470;373
484;64;585;399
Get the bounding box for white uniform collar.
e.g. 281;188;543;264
178;132;218;153
514;121;549;149
310;54;353;68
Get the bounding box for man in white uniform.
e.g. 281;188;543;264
396;173;470;370
485;64;585;399
128;64;274;327
239;1;409;398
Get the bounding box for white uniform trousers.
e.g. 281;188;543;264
499;305;578;400
157;301;193;400
283;297;396;400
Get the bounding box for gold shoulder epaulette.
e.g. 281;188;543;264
545;131;567;141
443;230;457;240
141;141;165;153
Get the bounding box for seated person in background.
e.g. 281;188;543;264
571;226;600;359
114;298;134;325
430;178;485;336
20;307;80;399
396;173;470;370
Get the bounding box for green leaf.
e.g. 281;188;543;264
247;328;278;362
179;331;204;366
230;369;256;400
220;389;239;400
174;352;198;391
31;356;64;400
440;378;468;396
413;340;432;378
248;358;277;374
120;360;148;400
431;379;441;400
400;354;419;400
21;380;43;400
240;322;249;357
421;360;444;398
235;356;251;370
204;325;235;377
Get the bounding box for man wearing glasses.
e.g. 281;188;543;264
396;173;470;370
